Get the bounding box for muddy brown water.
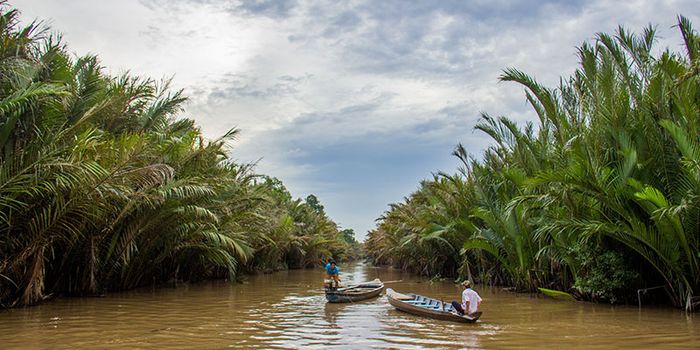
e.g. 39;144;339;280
0;262;697;349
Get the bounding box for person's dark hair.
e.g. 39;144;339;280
330;261;336;265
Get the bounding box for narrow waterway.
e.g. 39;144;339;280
0;262;696;349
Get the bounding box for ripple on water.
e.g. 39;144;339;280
0;264;698;349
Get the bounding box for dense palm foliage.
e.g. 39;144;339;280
367;17;700;310
0;5;358;308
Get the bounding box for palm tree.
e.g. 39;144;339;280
0;3;354;307
368;16;700;309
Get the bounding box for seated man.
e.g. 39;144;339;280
325;260;341;288
451;280;482;316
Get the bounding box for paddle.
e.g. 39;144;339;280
380;279;403;284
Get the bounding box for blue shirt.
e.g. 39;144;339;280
325;264;339;275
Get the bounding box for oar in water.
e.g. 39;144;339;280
380;279;403;284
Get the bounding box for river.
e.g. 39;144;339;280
0;262;696;349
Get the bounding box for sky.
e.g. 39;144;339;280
16;0;700;239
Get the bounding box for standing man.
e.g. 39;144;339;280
451;280;482;316
325;260;341;288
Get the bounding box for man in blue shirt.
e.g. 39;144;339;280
325;260;340;287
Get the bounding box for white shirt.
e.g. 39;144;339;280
462;288;482;314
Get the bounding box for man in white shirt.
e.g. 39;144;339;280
451;280;482;316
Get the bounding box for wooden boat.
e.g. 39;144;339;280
325;278;384;303
386;288;482;323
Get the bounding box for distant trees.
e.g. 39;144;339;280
367;17;700;310
305;194;325;215
340;228;358;244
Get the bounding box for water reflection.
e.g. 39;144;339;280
0;262;697;349
323;302;341;327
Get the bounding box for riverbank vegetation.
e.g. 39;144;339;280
366;17;700;310
0;4;358;308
